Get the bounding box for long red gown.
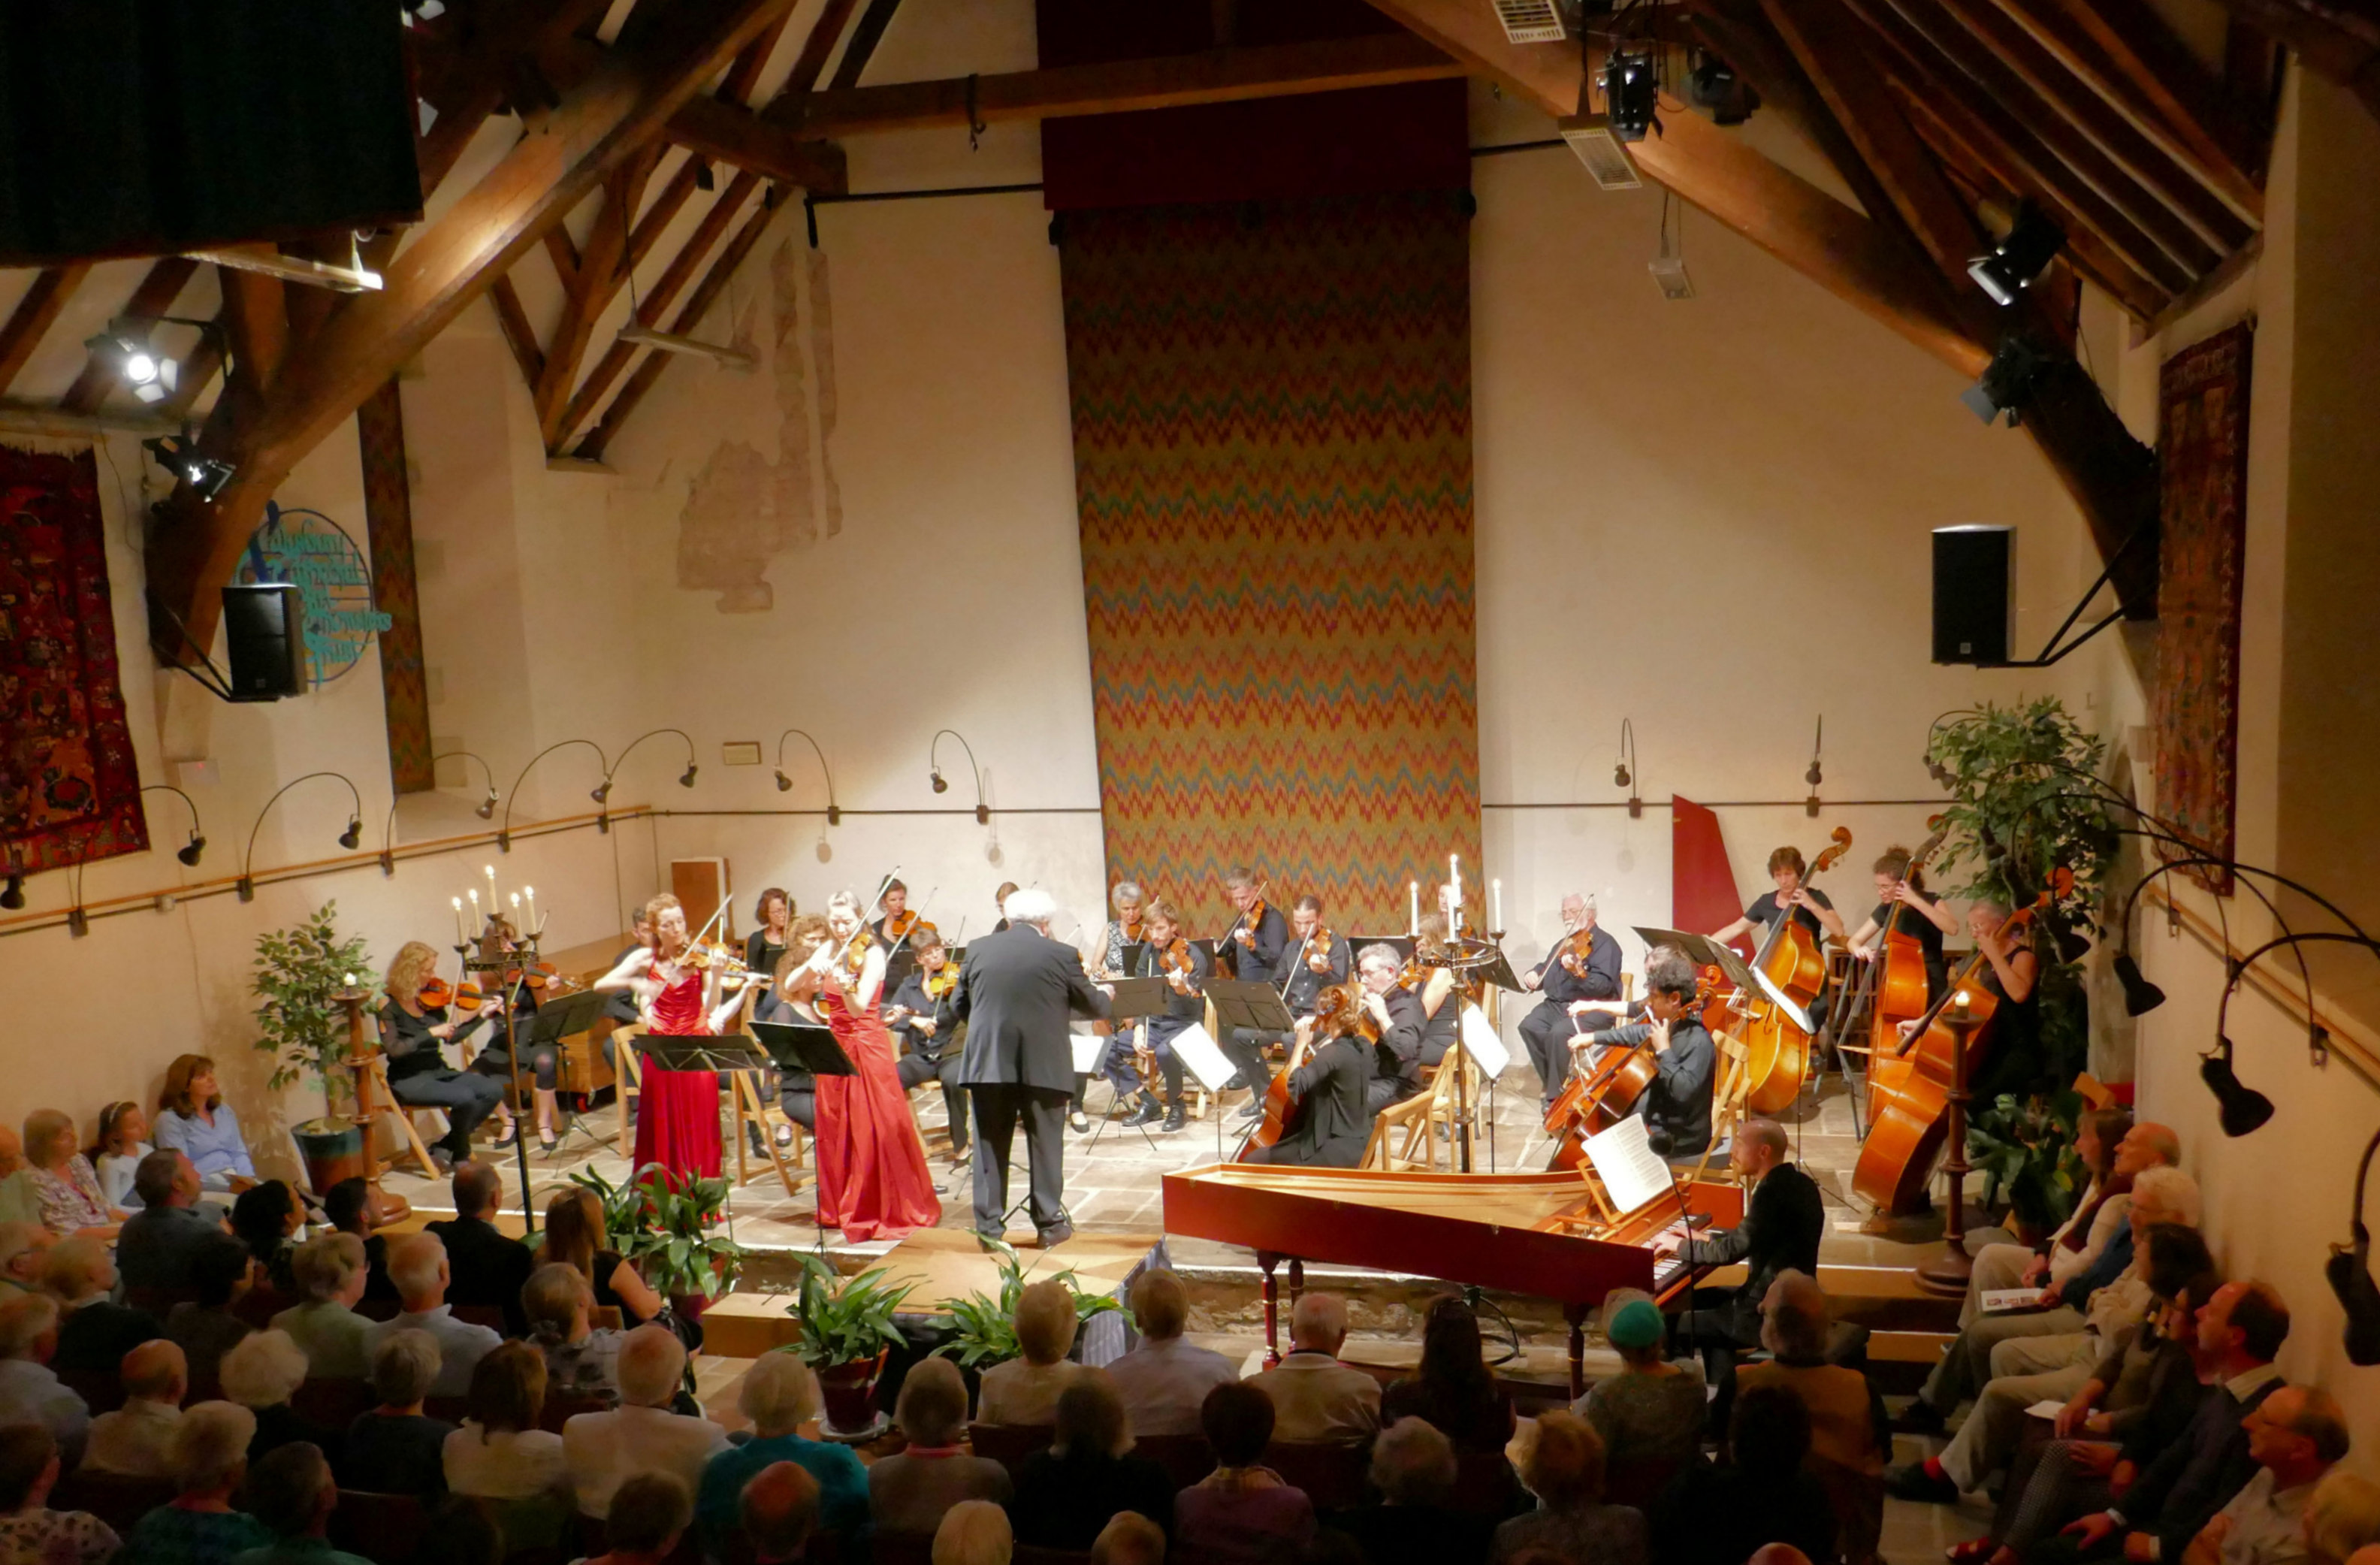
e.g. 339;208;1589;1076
814;985;943;1241
633;968;722;1180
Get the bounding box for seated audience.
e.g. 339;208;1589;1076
696;1352;866;1549
415;1494;505;1565
974;1280;1082;1428
338;1330;454;1500
1381;1296;1514;1455
741;1461;822;1565
1576;1297;1702;1468
0;1131;44;1231
2179;1386;2350;1565
86;1341;188;1476
521;1264;621;1403
0;1225;56;1298
0;1421;119;1565
1010;1373;1176;1549
539;1190;660;1326
933;1500;1012;1565
236;1441;370;1565
1492;1411;1646;1565
425;1165;533;1340
91;1102;155;1213
1650;1385;1838;1565
1248;1294;1380;1444
442;1342;570;1551
1106;1269;1237;1439
868;1358;1010;1535
219;1331;331;1465
1174;1382;1315;1565
361;1235;498;1399
165;1239;257;1394
153;1056;259;1195
1329;1417;1495;1565
228;1185;305;1298
560;1325;726;1519
1959;1107;2134;1325
581;1473;690;1565
1738;1272;1888;1565
318;1183;393;1307
22;1111;122;1243
44;1236;161;1374
0;1295;87;1468
117;1153;226;1298
2306;1473;2380;1565
120;1402;273;1565
1094;1512;1167;1565
270;1237;372;1382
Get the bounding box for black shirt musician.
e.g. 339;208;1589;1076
1847;846;1961;1005
1246;986;1377;1169
1216;867;1291;1118
872;879;937;951
1127;901;1208;1134
1517;894;1623;1111
1278;896;1354;1020
1356;942;1429;1113
888;931;967;1161
1577;947;1717;1157
1711;846;1848;950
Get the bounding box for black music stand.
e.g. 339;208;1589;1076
1206;979;1296;1040
1083;979;1171;1153
748;1020;857;1080
514;989;612;1164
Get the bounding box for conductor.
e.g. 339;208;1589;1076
950;889;1113;1246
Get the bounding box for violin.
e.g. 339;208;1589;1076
502;959;572;995
1158;938;1199;995
1303;927;1336;974
1556;926;1596;978
681;941;759;981
412;975;487;1011
880;908;937;945
923;961;959;1001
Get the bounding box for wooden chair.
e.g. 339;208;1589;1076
354;1052;443;1178
330;1490;427;1565
1683;1029;1753;1186
1133;1433;1217;1491
538;1391;614;1434
729;989;811;1199
1361;1039;1483;1173
51;1471;177;1533
967;1421;1055;1475
1261;1440;1370;1515
614;1026;646;1159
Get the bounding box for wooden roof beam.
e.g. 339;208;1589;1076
535;150;659;450
415;0;621;196
827;0;905;90
2201;0;2380;121
0;265;88;397
539;36;849;189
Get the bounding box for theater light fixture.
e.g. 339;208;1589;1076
141;434;235;501
380;752;499;872
1968;204;2065;307
593;730;699;811
0;870;22;911
774;729;841;824
1804;716;1824;817
240;771;367;901
1613;719;1641;820
1602;41;1660;143
1959;334;2050;427
86;325;179;403
931;730;989;825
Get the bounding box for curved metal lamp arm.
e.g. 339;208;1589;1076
240;771;364;901
932;729;989;824
1614;719;1641;819
597;729;699;804
2214;930;2380;1089
500;739;609;850
1921;708;1984;783
140;784;207;866
775;729;840;823
381;751;500;872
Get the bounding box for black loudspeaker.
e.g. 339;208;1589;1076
222;585;306;701
1932;526;2013;665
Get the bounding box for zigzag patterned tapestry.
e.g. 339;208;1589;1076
1063;191;1479;935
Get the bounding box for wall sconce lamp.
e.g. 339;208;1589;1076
141;784;207;866
2333;1125;2380;1365
500;739;609;850
2205;929;2378;1136
0;865;21;911
775;729;840;824
932;730;989;825
240;771;365;902
1613;720;1640;819
592;730;699;826
1922;709;1980;786
1805;716;1824;817
381;751;500;872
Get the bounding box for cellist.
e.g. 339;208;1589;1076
1244;984;1376;1168
1518;893;1623;1114
1573;947;1717;1157
1846;846;1961;1004
1711;847;1849;950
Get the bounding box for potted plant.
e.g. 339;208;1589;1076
251;902;376;1192
935;1238;1122;1375
785;1251;914;1435
1968;1088;2089;1241
567;1165;748;1316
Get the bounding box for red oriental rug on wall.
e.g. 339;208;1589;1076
1062;191;1480;933
0;443;148;877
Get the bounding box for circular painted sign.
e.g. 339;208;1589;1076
237;502;390;687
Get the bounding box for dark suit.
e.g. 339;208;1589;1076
2033;1369;2284;1565
1367;986;1428;1113
1219;903;1292;1097
1585;1008;1717;1156
1672;1161;1825;1429
1518;926;1623;1106
1249;1035;1373;1167
425;1214;536;1337
952;923;1112;1237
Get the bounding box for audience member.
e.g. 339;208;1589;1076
582;1473;690;1565
0;1421;119;1565
361;1235;498;1399
270;1237;372;1382
414;1494;505;1565
1648;1385;1837;1565
424;1165;533;1340
0;1295;87;1468
338;1331;454;1500
1248;1294;1380;1444
1737;1272;1887;1565
521;1264;621;1402
0;1131;44;1231
235;1442;370;1565
933;1500;1012;1565
442;1340;570;1551
1491;1411;1646;1565
1106;1269;1237;1439
43;1236;161;1374
117;1153;225;1297
1173;1382;1315;1565
0;1224;56;1298
165;1239;258;1394
1748;1548;1816;1565
2305;1473;2380;1565
1380;1296;1514;1454
1093;1512;1167;1565
974;1281;1082;1427
22;1110;122;1243
868;1358;1010;1535
86;1340;188;1476
741;1461;821;1565
1329;1417;1495;1565
539;1190;660;1326
560;1325;725;1519
153;1056;258;1195
1960;1107;2134;1324
119;1403;273;1565
1010;1373;1176;1549
1576;1297;1702;1469
318;1183;393;1307
219;1331;331;1465
696;1353;865;1548
91;1102;155;1213
2179;1387;2350;1565
228;1184;305;1297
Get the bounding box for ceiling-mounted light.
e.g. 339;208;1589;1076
1959;334;2050;427
1687;48;1757;125
693;159;716;192
89;328;181;404
1968;203;2065;307
141;434;234;500
1602;41;1660;144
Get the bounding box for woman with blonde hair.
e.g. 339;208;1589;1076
443;1340;571;1525
1494;1411;1649;1565
20;1111;121;1241
975;1280;1080;1426
540;1187;662;1325
155;1054;258;1192
379;941;509;1171
595;893;756;1179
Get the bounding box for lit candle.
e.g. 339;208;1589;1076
1449;853;1460;914
1492;878;1503;932
343;973;356;989
452;897;465;943
524;886;536;925
468;887;479;929
1953;989;1972;1020
484;864;497;902
509;893;520;911
1409;881;1419;935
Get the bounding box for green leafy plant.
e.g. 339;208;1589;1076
1925;698;2119;916
933;1238;1122;1370
252;902;376;1106
782;1251;914;1369
566;1165;747;1301
1968;1087;2089;1233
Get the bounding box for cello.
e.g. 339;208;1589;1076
1737;828;1854;1114
1542;968;1720;1171
1851;885;2056;1214
1238;983;1370;1160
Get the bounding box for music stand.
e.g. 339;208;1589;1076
1104;977;1167;1023
514;989;612;1163
1206;979;1296;1038
1632;926;1811;1033
748;1021;858;1079
1352;934;1418;965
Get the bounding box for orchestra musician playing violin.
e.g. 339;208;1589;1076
1279;896;1353;1020
1357;943;1429;1113
594;893;756;1180
1518;894;1623;1113
872;880;936;949
1847;846;1962;1005
745;889;796;986
1217;867;1290;1106
1095;881;1147;977
1572;947;1717;1158
379;941;512;1174
1125;900;1207;1134
887;929;968;1164
1409;915;1462;1070
467;917;568;1154
1245;983;1377;1168
1711;847;1849;950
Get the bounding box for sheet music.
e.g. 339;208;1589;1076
1071;1027;1109;1074
1167;1023;1238;1093
1460;1002;1509;1077
1583;1115;1676;1218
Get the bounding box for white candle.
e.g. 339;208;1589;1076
1493;878;1503;932
509;893;520;910
1450;853;1460;913
468;888;479;928
1409;881;1418;935
524;886;536;925
343;973;356;989
452;897;465;942
484;864;497;899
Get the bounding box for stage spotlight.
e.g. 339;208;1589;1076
1602;43;1660;144
1959;334;2049;427
2201;1045;2275;1137
89;329;180;404
2113;950;2167;1016
931;769;949;794
140;435;234;500
0;874;21;911
1687;49;1756;125
693;160;716;192
177;832;205;867
1968;204;2065;307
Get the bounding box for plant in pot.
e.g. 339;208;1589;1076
785;1250;914;1436
935;1238;1122;1373
251;902;376;1192
1968;1087;2089;1243
567;1165;747;1316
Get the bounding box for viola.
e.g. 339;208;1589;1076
1303;926;1336;973
881;908;936;945
923;962;959;1000
1158;938;1199;995
412;976;485;1011
1556;927;1596;979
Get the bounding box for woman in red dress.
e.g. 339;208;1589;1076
595;893;751;1180
781;893;944;1241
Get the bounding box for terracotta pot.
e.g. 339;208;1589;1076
817;1350;888;1435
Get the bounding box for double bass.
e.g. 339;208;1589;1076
1737;828;1854;1114
1851;886;2056;1214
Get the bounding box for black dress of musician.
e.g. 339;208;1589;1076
1847;847;1960;1005
888;932;967;1160
1518;895;1623;1109
1246;994;1376;1169
1578;948;1716;1157
1409;916;1463;1071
